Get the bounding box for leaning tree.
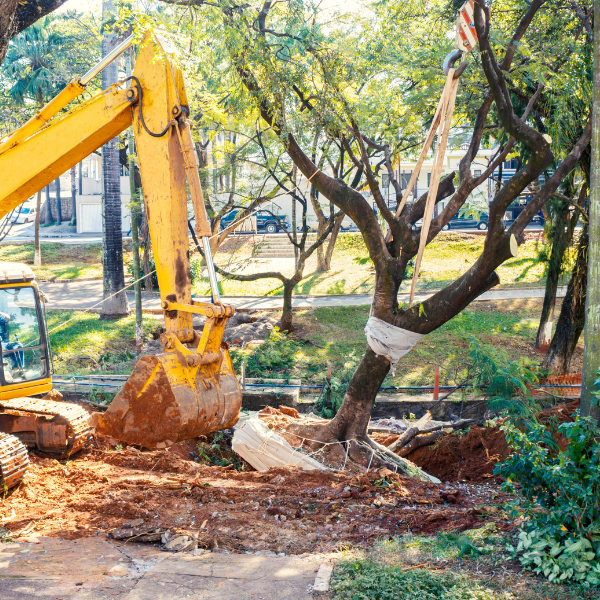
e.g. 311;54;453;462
0;0;71;64
150;0;594;467
165;0;593;467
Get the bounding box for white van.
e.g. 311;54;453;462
11;204;37;224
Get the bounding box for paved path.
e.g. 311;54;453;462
37;279;566;312
0;536;329;599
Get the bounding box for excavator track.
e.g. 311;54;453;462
0;398;92;456
0;432;29;490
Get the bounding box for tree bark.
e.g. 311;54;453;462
535;197;576;348
321;214;344;272
54;177;62;225
44;184;53;225
70;165;77;225
582;0;600;418
0;0;70;66
127;50;143;351
33;189;41;266
99;0;129;319
544;226;588;374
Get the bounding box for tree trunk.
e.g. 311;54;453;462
582;0;600;418
143;239;153;293
33;189;41;266
321;213;344;272
44;184;53;225
280;280;296;332
316;218;328;271
70;165;76;225
544;226;588;374
99;0;129;319
0;0;71;66
535;198;573;348
289;346;391;464
127;49;143;351
54;177;62;225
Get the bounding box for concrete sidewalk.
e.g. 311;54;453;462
36;279;566;312
0;536;330;599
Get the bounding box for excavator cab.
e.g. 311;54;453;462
0;264;91;469
0;265;51;395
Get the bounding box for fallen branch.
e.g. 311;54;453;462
387;412;432;453
399;431;444;457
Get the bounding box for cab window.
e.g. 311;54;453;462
0;287;47;384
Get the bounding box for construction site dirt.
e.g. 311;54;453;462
1;434;515;556
2;401;580;556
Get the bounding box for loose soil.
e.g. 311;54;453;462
2;402;578;555
402;425;510;483
2;436;511;555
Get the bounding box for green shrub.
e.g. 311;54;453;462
331;560;498;599
468;339;540;418
496;409;600;586
313;352;360;418
230;328;299;377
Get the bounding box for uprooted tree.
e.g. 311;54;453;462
151;0;593;469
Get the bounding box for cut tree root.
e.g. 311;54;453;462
285;419;441;483
388;418;477;454
399;431;444;457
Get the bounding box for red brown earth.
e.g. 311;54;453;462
2;402;577;553
1;436;510;554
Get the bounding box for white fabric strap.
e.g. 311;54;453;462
364;317;423;373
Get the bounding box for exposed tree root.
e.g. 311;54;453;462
285;420;440;482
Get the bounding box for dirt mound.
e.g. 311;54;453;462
1;434;510;554
402;401;580;482
405;425;510;483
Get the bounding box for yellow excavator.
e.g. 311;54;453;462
0;31;242;489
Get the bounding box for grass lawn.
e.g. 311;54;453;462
330;530;600;599
0;243;104;280
44;299;580;390
46;310;159;375
0;232;567;295
230;298;580;390
193;232;570;297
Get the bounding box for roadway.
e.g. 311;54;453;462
1;223;545;245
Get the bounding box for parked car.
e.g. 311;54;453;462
442;211;489;231
11;206;36;224
503;208;544;227
219;209;291;234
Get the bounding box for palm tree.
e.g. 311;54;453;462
2;16;72;263
99;0;129;319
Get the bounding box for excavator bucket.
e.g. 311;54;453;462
94;336;242;448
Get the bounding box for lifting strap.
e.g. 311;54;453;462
386;1;485;304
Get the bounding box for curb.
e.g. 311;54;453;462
313;563;333;598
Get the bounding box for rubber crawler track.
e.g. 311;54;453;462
0;432;29;490
0;398;92;456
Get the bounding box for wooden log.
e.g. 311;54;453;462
399;430;444;456
386;411;432;452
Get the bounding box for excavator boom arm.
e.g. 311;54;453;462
0;31;242;449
